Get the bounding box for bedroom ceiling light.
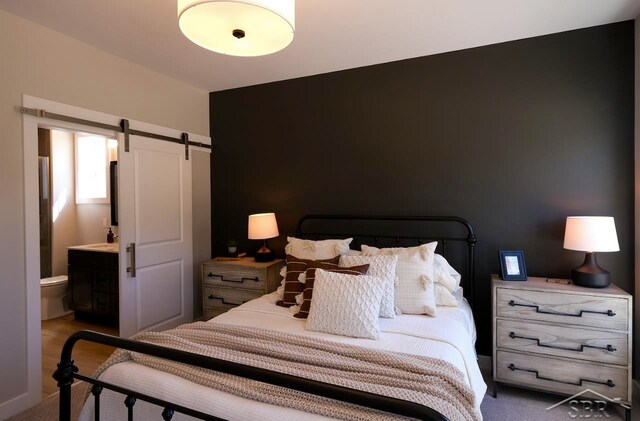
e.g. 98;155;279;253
177;0;295;57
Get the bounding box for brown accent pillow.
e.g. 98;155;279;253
276;254;340;307
293;263;370;319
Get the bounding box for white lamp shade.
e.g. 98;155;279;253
563;216;619;252
178;0;295;57
248;213;279;240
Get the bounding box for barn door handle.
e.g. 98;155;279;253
126;243;136;277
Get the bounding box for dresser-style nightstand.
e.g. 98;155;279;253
492;275;632;418
201;258;284;320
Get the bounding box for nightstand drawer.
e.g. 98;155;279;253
496;319;628;365
202;264;265;291
203;308;226;321
496;287;628;330
496;350;629;403
203;286;263;311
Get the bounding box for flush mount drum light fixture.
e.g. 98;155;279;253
178;0;295;57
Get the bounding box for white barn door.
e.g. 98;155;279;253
118;134;193;338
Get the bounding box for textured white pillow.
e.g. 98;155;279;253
362;242;437;316
305;269;383;340
284;237;352;260
339;254;398;318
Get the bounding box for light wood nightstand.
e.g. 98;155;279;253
201;257;284;320
492;275;632;417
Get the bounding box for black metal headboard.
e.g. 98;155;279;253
295;215;476;308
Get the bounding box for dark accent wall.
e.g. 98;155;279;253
210;22;634;356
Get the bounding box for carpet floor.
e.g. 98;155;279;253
480;386;633;420
480;371;636;421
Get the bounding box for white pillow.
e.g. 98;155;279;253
339;254;398;318
435;284;458;307
362;242;437;316
305;269;383;339
434;254;461;291
433;254;460;306
284;237;352;260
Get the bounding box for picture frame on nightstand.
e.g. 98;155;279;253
499;250;527;281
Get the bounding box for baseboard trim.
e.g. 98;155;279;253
0;390;39;420
478;354;491;371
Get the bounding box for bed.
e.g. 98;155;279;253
56;215;487;421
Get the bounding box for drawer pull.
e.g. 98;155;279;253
508;363;615;388
207;273;259;284
207;294;248;306
508;300;615;317
509;332;617;353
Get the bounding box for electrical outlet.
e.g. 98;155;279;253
103;217;109;228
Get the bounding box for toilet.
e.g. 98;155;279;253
41;275;73;320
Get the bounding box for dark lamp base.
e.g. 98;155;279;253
254;241;275;262
571;252;610;288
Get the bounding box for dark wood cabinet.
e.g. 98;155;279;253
68;249;119;321
68;265;92;313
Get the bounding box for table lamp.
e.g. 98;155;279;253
563;216;619;288
248;213;279;262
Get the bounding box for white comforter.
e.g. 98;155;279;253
79;293;486;420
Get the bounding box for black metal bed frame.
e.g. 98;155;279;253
55;215;476;421
295;215;476;307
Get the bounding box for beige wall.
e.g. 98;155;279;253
0;9;210;415
76;204;112;245
50;130;78;276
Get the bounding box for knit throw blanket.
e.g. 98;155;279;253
93;322;480;421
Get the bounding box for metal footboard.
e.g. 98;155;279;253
54;330;449;421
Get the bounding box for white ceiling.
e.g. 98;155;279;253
2;0;639;92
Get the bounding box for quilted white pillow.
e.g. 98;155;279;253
362;242;437;316
339;254;398;318
305;269;383;340
285;237;352;260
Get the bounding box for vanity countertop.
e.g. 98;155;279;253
68;242;119;254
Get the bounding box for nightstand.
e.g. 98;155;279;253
492;275;632;416
201;258;284;320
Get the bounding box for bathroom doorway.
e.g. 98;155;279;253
18;96;207;414
37;126;120;398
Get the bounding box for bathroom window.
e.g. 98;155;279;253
75;135;110;204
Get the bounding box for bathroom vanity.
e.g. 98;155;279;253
67;243;119;322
